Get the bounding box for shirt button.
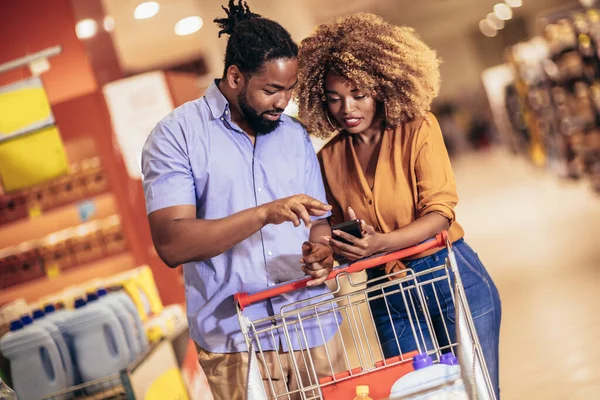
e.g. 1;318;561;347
220;117;224;121
257;187;262;192
267;250;273;256
225;110;229;115
275;279;282;284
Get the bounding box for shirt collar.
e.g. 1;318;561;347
204;79;230;120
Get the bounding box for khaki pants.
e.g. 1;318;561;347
195;337;344;400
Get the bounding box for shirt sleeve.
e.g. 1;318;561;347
317;152;344;227
303;131;332;221
141;120;199;214
413;114;459;222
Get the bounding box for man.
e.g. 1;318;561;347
141;1;341;398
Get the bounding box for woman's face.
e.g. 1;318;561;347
323;73;379;135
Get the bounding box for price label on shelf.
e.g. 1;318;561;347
28;203;42;218
45;263;60;278
77;200;96;222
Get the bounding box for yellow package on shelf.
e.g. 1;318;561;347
0;77;54;137
0;125;69;191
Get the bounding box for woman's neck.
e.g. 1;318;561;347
353;120;386;145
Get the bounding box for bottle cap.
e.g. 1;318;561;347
413;353;433;370
20;315;33;326
9;320;23;331
356;385;369;395
86;293;98;302
32;309;45;320
440;353;459;366
44;304;56;314
74;298;87;309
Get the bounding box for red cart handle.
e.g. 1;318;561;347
234;231;449;310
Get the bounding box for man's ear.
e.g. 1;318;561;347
226;65;246;90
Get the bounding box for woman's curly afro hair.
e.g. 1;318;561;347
296;13;441;138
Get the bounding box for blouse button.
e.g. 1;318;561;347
368;199;373;205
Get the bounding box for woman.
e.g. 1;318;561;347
296;13;501;396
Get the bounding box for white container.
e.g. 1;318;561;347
95;289;142;362
32;309;76;388
101;289;148;352
389;353;467;400
43;304;83;385
62;297;130;391
0;319;67;400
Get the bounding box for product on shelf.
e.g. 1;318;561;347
0;193;27;225
0;243;44;290
0;319;68;400
0;157;110;228
30;309;75;387
101;214;128;256
38;231;77;272
504;6;600;191
0;215;128;290
61;297;130;393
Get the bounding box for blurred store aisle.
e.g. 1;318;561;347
452;148;600;400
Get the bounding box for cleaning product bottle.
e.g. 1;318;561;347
353;385;373;400
389;353;466;399
95;288;141;362
0;319;67;400
106;288;148;350
62;297;130;393
32;308;76;388
43;303;81;385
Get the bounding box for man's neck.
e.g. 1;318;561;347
217;80;257;142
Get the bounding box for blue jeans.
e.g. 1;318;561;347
366;239;501;398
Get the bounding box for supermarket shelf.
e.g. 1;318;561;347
0;252;135;305
0;192;117;249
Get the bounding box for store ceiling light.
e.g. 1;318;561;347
505;0;523;7
494;3;513;20
479;19;498;37
75;19;98;39
174;16;203;36
134;2;160;20
487;13;505;30
103;15;115;32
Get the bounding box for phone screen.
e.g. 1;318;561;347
331;219;363;245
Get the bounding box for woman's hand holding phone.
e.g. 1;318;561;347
326;207;385;261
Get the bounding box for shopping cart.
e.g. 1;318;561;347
234;231;496;400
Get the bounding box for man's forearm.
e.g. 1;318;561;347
153;206;267;267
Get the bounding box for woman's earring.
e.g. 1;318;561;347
325;110;337;130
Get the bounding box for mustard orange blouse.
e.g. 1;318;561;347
318;113;464;266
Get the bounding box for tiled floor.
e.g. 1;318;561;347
451;148;600;400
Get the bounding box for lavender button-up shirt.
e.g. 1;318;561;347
141;81;339;353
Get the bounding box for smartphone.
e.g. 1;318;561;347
331;219;363;245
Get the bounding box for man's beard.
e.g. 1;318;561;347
238;88;284;135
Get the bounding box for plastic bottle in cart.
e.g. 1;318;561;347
0;319;67;400
389;353;467;399
353;385;373;399
95;288;143;362
31;308;76;388
61;297;130;391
